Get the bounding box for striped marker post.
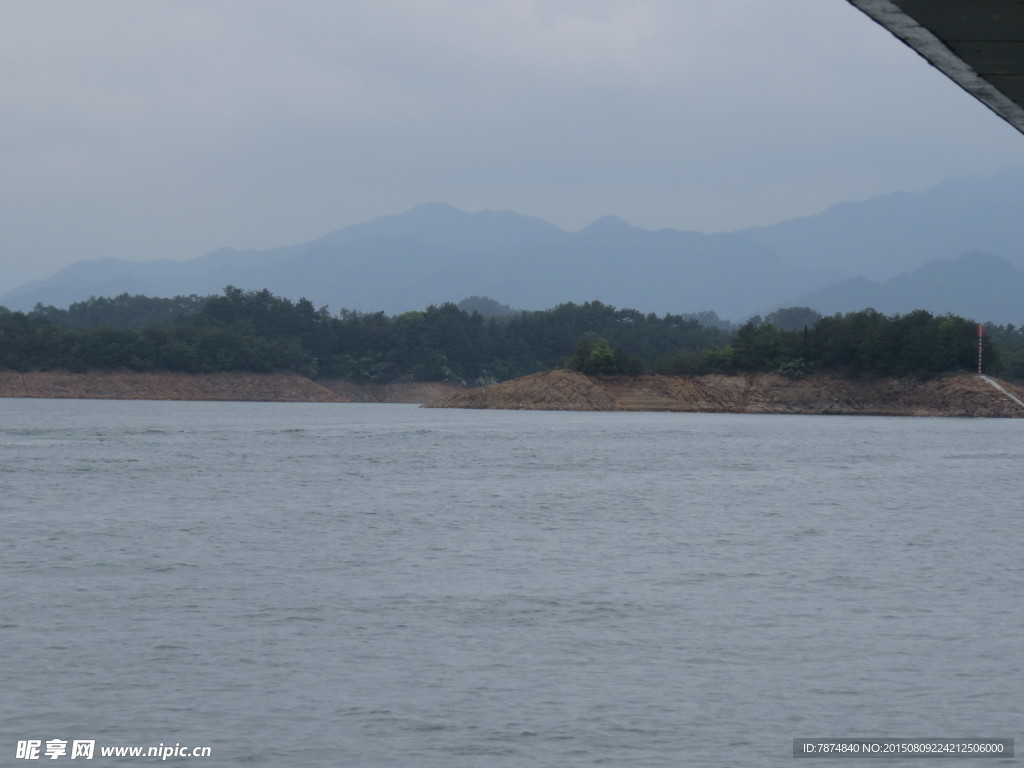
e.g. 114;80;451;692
978;323;984;374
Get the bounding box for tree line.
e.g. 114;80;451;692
1;288;1022;382
0;289;731;383
672;309;998;379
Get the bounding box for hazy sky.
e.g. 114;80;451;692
3;0;1024;294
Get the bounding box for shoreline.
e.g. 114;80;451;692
422;370;1024;418
0;370;463;403
2;368;1023;417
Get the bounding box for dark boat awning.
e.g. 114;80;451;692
848;0;1024;135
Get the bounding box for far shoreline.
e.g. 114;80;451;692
3;368;1024;418
0;370;463;404
423;369;1024;418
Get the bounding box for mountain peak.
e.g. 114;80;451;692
404;202;468;217
310;201;565;254
580;215;634;235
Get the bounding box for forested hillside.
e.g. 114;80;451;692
0;289;731;384
2;288;1023;382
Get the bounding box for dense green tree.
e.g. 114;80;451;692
0;291;1013;383
764;306;822;331
33;293;210;329
982;323;1020;377
566;335;643;375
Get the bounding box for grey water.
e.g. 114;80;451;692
1;399;1020;766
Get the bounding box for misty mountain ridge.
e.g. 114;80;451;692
786;251;1024;324
312;202;568;252
1;203;835;319
5;167;1024;323
738;166;1024;280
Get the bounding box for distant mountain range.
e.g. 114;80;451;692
787;251;1024;323
738;168;1024;281
5;167;1024;323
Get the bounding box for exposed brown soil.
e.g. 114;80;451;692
423;369;1024;418
0;370;346;402
0;370;468;403
4;369;1023;416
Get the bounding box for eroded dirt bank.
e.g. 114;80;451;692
0;371;345;402
0;370;467;403
5;369;1024;415
423;370;1024;418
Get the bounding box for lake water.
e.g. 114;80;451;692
1;399;1020;766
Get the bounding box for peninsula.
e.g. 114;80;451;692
422;369;1024;418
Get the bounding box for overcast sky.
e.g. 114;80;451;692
3;0;1024;295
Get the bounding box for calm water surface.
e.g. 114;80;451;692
1;399;1021;766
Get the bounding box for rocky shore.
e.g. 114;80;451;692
0;370;471;403
3;368;1023;417
422;369;1024;418
0;370;348;402
0;370;468;403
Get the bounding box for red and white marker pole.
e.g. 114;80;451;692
978;324;984;374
